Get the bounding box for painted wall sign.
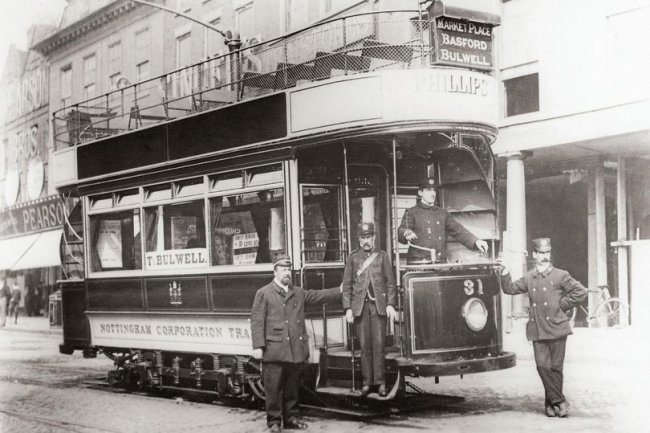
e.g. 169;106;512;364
432;16;494;70
2;66;48;122
0;195;66;238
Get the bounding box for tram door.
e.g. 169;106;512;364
348;165;389;253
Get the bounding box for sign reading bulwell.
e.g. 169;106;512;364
432;16;494;70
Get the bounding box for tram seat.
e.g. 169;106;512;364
275;63;315;89
128;105;169;129
361;39;414;65
312;51;372;80
240;71;277;98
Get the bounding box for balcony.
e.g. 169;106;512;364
52;10;433;150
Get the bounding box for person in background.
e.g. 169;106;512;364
398;177;489;264
0;278;10;327
498;237;587;418
8;282;21;325
251;253;342;432
342;222;398;397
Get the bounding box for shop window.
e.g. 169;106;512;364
89;209;142;272
504;73;539;117
210;188;286;266
144;200;207;270
301;185;343;263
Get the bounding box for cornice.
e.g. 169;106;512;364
32;1;141;57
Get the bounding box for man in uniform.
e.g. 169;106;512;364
398;177;489;263
251;253;341;432
498;237;587;417
342;222;398;397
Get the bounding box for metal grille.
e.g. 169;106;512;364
53;11;432;150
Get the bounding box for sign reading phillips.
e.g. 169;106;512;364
432;16;494;70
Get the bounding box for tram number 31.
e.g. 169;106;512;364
463;279;484;296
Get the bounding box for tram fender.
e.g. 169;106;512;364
409;351;516;377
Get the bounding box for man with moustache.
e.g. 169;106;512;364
398;177;489;264
342;222;397;397
251;253;341;432
498;237;587;418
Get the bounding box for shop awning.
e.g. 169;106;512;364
5;229;63;271
0;233;41;271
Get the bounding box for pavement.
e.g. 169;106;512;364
1;314;646;365
0;314;62;335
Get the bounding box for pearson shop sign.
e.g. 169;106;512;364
432;16;494;70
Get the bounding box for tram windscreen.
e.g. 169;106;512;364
302;186;342;262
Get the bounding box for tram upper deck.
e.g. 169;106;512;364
51;9;500;191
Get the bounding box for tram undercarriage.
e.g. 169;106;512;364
85;342;514;417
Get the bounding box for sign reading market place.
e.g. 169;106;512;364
432;16;494;70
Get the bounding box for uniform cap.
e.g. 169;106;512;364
272;253;292;267
532;238;552;252
357;222;375;236
418;177;438;190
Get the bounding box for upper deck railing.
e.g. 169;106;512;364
53;10;435;150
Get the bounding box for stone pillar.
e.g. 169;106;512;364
503;151;532;333
616;157;629;308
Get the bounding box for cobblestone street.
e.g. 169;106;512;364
1;318;647;433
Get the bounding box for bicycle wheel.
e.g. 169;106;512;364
592;298;630;328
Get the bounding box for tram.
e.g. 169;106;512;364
54;6;514;407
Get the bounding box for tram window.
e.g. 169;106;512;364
89;193;113;210
175;177;205;198
144;200;207;270
210;171;244;192
115;189;140;206
302;186;343;263
145;183;173;202
89;209;142;272
247;164;283;187
209;188;285;266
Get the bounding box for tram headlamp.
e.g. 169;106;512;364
462;298;488;332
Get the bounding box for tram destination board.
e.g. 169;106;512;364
432;16;494;71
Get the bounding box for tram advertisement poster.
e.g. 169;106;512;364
213;211;258;265
432;16;494;70
170;215;198;249
96;220;123;268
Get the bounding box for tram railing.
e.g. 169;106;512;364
52;10;431;150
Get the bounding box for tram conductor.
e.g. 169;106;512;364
342;222;398;397
398;177;489;263
498;237;587;418
251;253;341;432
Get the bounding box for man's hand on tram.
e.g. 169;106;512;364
404;230;418;241
475;239;489;255
345;309;354;324
252;348;263;359
495;258;509;276
386;305;398;322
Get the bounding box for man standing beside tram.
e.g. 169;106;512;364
341;222;398;397
398;177;489;263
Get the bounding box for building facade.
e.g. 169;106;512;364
494;0;650;329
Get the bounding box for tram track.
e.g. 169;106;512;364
0;407;122;433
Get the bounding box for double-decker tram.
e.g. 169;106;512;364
54;6;514;411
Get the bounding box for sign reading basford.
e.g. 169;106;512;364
432;16;494;70
87;313;253;354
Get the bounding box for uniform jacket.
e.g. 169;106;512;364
342;248;397;317
500;265;587;341
398;201;478;262
251;281;340;363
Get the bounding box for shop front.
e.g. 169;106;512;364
0;195;65;316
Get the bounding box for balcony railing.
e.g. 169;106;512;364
53;10;432;150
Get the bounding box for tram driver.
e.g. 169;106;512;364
398;177;489;264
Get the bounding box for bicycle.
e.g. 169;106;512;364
569;285;630;329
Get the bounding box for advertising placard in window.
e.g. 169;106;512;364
96;220;123;268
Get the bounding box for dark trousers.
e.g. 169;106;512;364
533;337;567;405
356;300;386;387
262;362;302;427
